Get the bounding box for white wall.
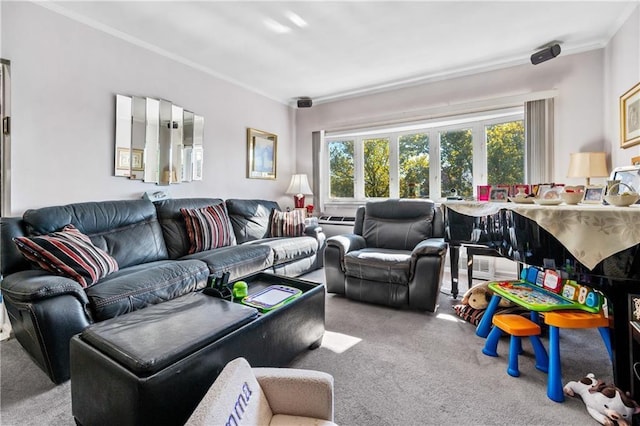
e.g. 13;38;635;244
2;2;297;215
296;49;608;214
605;6;640;167
3;2;638;217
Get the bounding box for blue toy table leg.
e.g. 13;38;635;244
598;327;613;361
530;311;540;323
530;335;549;373
547;325;565;402
507;336;522;377
482;326;502;357
476;294;502;338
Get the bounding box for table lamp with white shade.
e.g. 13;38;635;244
567;152;609;186
286;174;313;208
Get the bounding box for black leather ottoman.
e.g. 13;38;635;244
70;274;325;426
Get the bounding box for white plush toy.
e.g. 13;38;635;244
564;373;640;426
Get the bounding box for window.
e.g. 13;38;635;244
363;138;389;197
328;140;354;198
399;133;429;198
486;121;525;186
324;108;524;205
440;128;473;197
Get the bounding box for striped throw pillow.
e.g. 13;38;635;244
13;224;119;288
270;209;306;237
181;204;235;254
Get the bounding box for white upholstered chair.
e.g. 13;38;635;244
186;357;336;426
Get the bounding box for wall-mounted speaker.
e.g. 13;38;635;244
530;44;561;65
297;97;313;108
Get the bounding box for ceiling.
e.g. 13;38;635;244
44;1;638;106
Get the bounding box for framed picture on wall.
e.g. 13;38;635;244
116;148;130;172
247;128;277;179
131;149;144;171
620;81;640;149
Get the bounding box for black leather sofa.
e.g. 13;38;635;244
324;198;447;311
0;197;325;383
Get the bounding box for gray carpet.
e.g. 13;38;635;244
1;269;612;425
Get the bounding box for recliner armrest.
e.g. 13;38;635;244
411;238;448;257
254;367;335;422
326;234;366;256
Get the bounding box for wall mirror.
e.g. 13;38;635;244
247;128;277;179
115;95;204;185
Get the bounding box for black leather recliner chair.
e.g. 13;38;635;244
324;199;448;312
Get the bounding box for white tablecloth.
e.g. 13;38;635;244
444;201;640;270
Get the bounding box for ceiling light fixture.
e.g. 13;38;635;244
264;18;291;34
285;11;308;28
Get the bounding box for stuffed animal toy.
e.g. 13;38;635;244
461;281;514;310
564;373;640;426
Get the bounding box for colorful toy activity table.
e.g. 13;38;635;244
476;280;600;338
489;281;600;313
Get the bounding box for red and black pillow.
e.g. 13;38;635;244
13;224;119;288
180;204;235;254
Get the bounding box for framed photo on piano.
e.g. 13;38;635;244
489;187;508;202
582;185;605;204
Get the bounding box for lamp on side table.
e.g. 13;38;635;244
286;174;313;208
567;152;609;186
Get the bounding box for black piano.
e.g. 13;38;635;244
444;204;640;396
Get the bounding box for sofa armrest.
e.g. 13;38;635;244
1;270;92;383
1;270;89;305
304;225;323;239
411;238;448;258
254;367;334;421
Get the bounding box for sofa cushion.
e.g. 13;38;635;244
270;210;306;237
181;244;273;281
344;248;412;284
226;199;280;243
181;204;235;254
85;259;209;321
248;237;318;266
14;224;119;288
154;198;228;259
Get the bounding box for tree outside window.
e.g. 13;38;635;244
399;133;429;198
328;140;354;198
440;129;473;197
364;138;389;197
487;121;525;185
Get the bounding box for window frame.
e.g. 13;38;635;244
322;107;524;209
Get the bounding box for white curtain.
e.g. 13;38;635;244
311;130;323;210
525;98;554;183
